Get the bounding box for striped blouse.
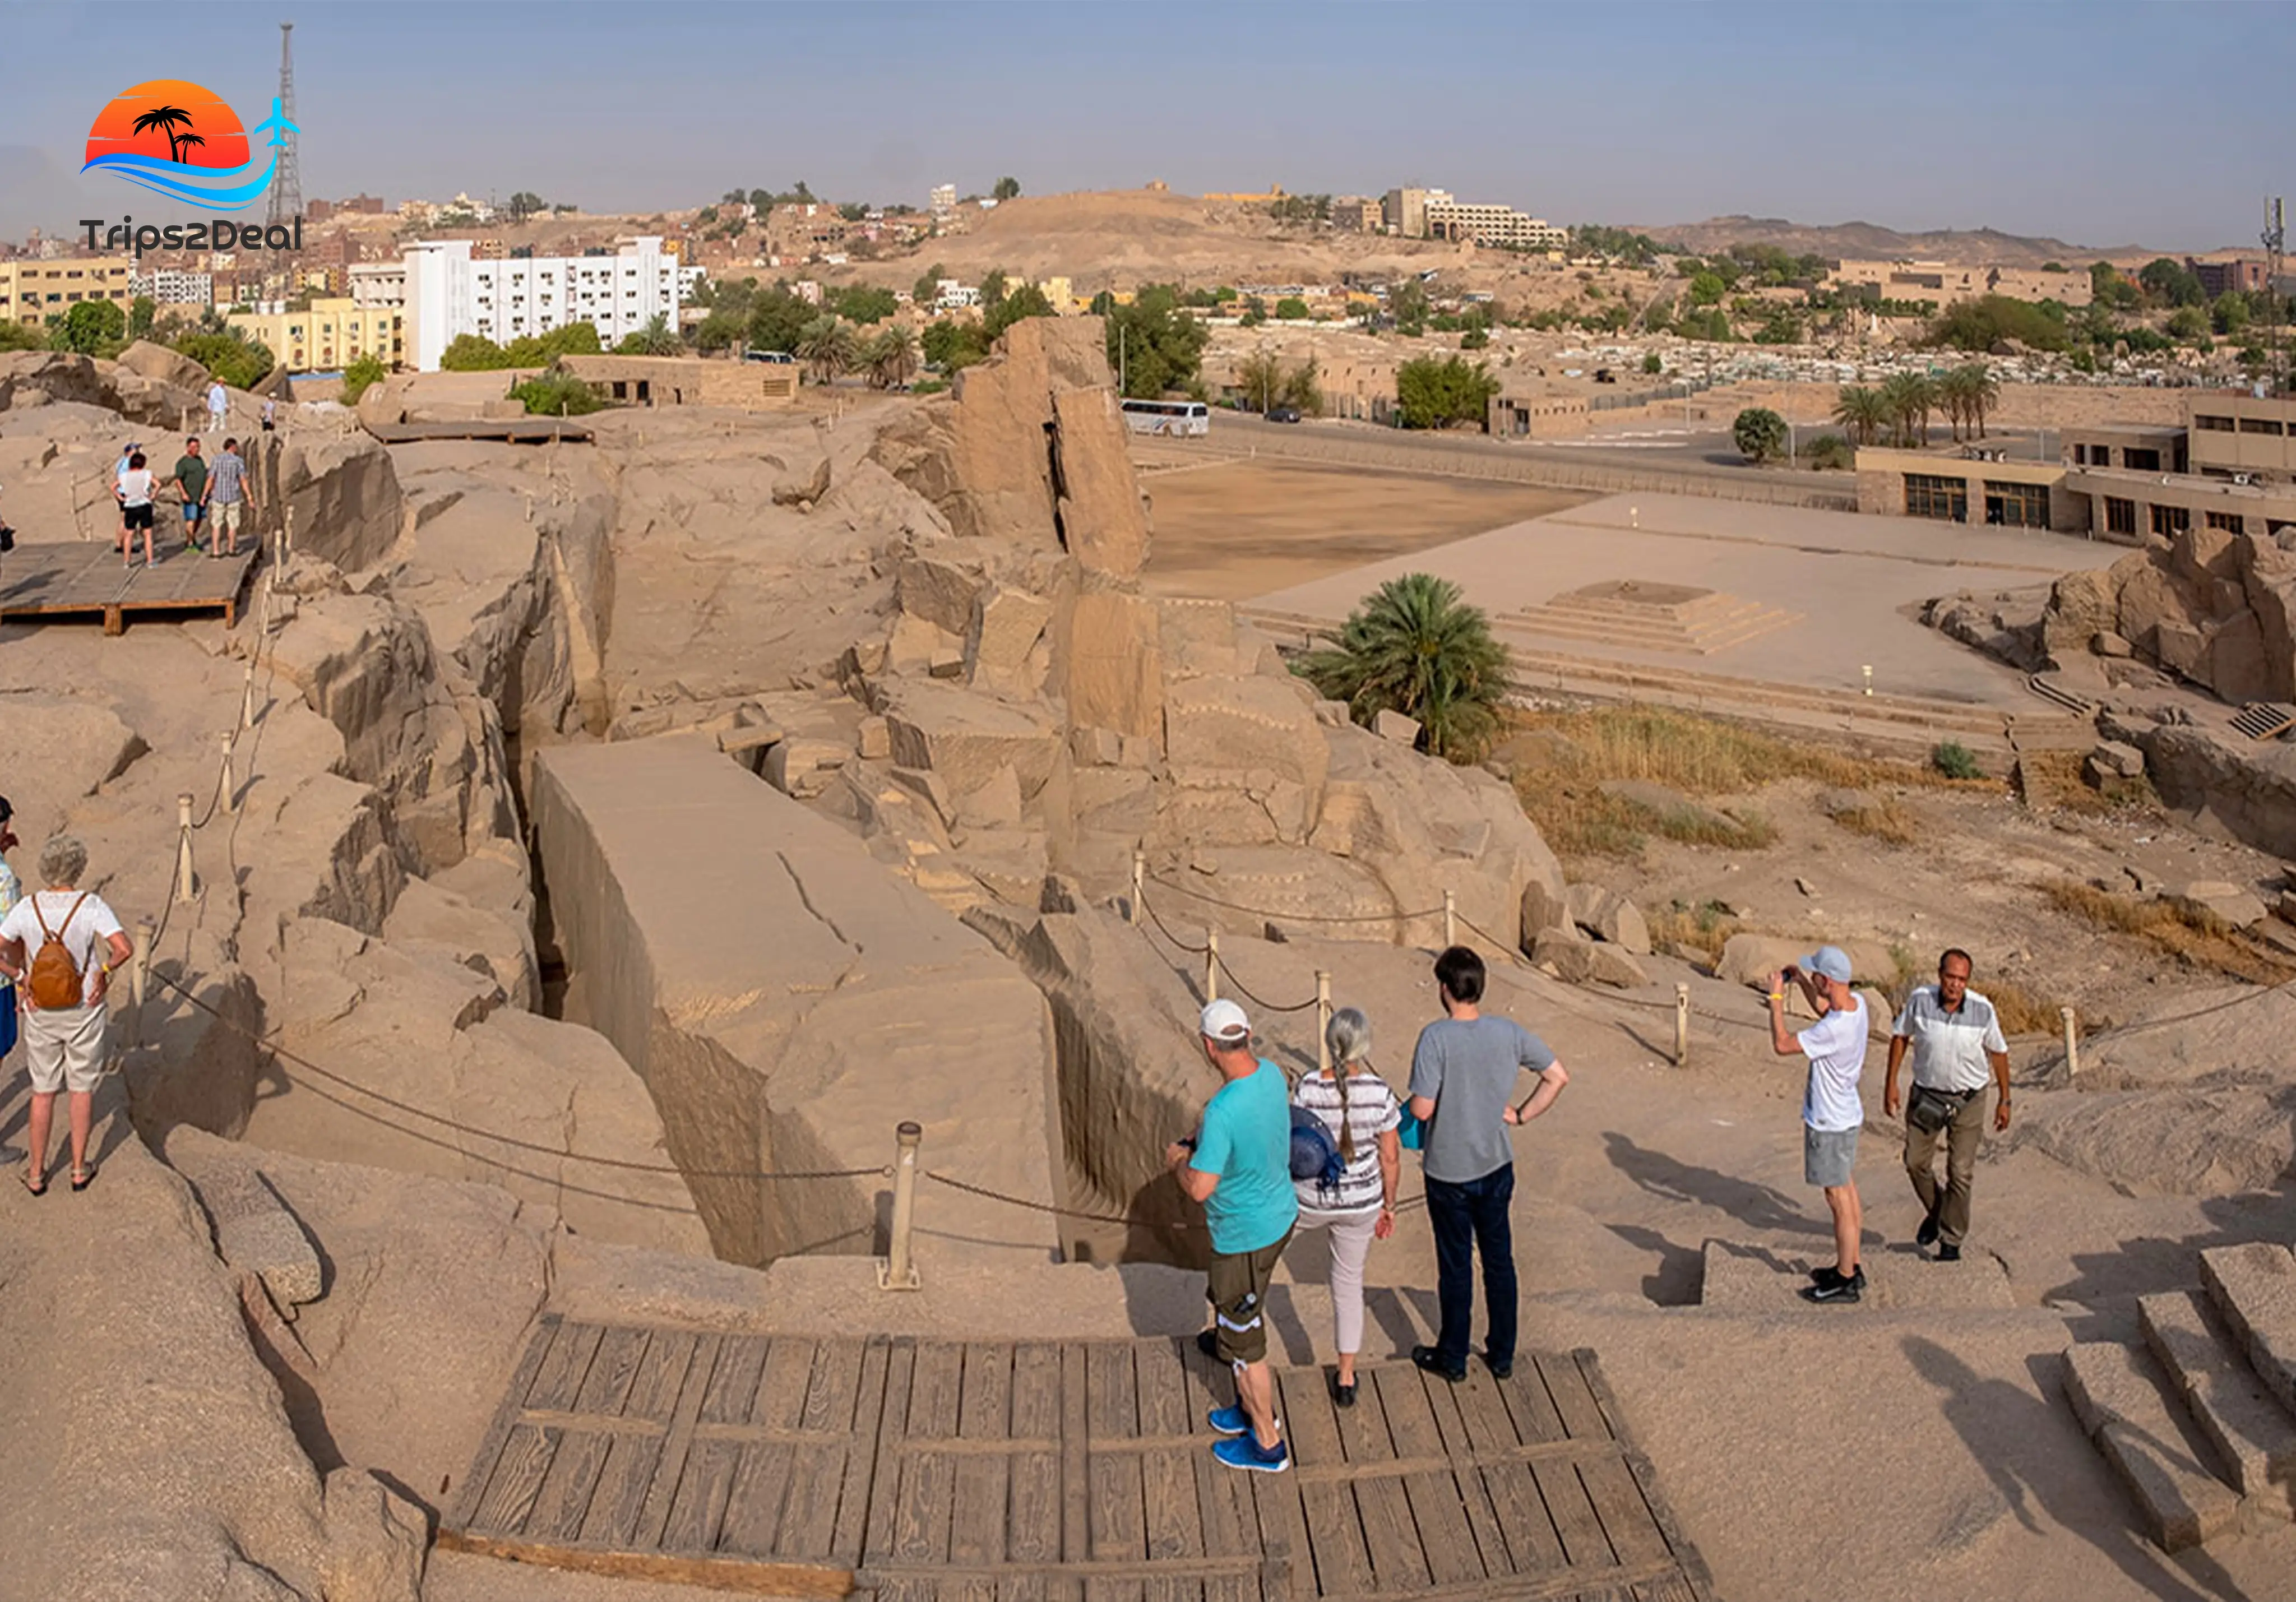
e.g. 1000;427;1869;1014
1290;1069;1401;1212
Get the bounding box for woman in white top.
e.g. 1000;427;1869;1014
0;835;130;1194
116;450;158;568
1291;1007;1402;1407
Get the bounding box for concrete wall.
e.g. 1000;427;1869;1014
1853;448;2081;533
530;734;1067;1269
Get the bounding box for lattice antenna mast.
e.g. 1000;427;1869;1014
266;21;303;229
2266;197;2286;396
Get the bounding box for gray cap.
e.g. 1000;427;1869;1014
1802;944;1853;983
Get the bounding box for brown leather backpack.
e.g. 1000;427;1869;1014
26;893;90;1010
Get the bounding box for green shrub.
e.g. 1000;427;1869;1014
509;372;604;416
340;353;387;405
1931;741;1983;781
1802;432;1854;470
1642;352;1663;374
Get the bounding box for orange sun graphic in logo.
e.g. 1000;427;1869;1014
85;79;249;170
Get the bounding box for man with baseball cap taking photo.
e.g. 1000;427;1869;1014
1169;998;1297;1473
1767;944;1871;1304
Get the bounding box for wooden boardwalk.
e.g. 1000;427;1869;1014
1;542;258;634
442;1318;1712;1601
365;418;594;445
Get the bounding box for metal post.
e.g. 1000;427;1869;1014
127;916;155;1050
2061;1006;2080;1080
1316;971;1332;1075
1130;850;1145;927
174;794;196;902
879;1121;923;1291
1443;889;1457;950
218;731;237;816
1674;983;1690;1068
1205;928;1220;1003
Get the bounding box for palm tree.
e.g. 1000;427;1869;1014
1935;367;1975;442
1299;572;1511;762
1879;372;1934;448
131;105;196;163
797;316;855;385
624;313;684;356
1831;385;1891;448
1958;362;2000;439
867;325;918;389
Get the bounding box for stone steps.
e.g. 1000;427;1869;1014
2140;1290;2296;1518
2201;1243;2296;1419
2061;1340;2244;1552
1501;598;1802;658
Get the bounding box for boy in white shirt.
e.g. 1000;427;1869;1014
1766;945;1870;1304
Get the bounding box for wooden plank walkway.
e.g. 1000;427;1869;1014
1;542;258;635
441;1318;1713;1601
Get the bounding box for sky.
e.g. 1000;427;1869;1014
0;0;2286;252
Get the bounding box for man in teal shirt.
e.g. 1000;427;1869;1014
1167;998;1297;1473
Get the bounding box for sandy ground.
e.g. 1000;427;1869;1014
1137;457;1589;600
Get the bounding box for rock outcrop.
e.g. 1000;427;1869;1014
2033;526;2296;702
531;733;1067;1268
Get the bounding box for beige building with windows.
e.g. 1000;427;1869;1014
553;354;797;409
0;257;136;327
226;297;405;372
1854;446;2081;533
1828;260;2093;309
1424;200;1567;251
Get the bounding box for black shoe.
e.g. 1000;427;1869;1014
1802;1274;1863;1304
1938;1243;1962;1263
1196;1328;1218;1359
1810;1264;1867;1290
1411;1345;1467;1383
1332;1376;1357;1409
1483;1353;1513;1381
1916;1207;1942;1249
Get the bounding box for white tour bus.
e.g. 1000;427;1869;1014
1119;398;1210;437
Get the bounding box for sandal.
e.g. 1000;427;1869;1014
21;1169;46;1197
69;1166;95;1193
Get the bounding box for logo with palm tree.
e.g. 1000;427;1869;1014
83;78;294;209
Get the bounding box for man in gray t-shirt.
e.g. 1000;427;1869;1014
1405;945;1569;1383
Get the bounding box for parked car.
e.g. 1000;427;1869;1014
743;349;797;364
1266;405;1302;424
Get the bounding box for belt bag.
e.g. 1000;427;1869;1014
1906;1084;1975;1134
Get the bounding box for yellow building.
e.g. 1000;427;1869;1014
0;257;137;328
226;297;405;373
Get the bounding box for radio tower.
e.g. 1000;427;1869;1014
266;21;303;229
2265;196;2286;395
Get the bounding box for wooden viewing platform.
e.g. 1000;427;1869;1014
1;541;258;635
364;418;594;445
442;1317;1712;1601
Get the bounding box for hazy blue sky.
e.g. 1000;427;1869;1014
1;1;2284;251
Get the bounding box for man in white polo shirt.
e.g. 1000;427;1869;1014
1883;948;2011;1263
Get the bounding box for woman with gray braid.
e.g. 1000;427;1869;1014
1288;1007;1402;1407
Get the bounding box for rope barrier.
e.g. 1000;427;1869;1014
1136;884;1321;1015
144;967;886;1184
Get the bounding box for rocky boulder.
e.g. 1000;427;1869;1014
2035;527;2296;702
1162;675;1329;844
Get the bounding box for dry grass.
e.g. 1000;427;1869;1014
1646;899;1743;964
2044;880;2296;986
1983;975;2070;1037
1503;706;1972;863
1829;797;1920;845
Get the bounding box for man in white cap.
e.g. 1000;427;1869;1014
1168;998;1297;1473
1766;945;1870;1304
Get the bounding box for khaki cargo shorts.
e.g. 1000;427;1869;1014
24;1003;107;1095
1206;1225;1294;1367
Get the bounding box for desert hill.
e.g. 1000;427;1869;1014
1637;214;2151;267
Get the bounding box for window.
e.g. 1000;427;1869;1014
2151;503;2191;536
2240;417;2286;436
2196;414;2235;432
2105;497;2137;536
2206;510;2244;533
2124;447;2162;472
1984;480;2051;529
1905;473;1968;521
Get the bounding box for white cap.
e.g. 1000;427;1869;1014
1200;998;1251;1044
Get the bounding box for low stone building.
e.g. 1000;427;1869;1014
552;353;798;410
1854;445;2082;533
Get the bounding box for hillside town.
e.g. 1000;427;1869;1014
4;10;2296;1602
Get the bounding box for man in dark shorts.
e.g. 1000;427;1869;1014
173;438;207;553
1407;945;1569;1382
1168;998;1297;1473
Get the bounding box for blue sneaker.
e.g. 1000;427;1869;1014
1205;1404;1249;1437
1212;1434;1290;1474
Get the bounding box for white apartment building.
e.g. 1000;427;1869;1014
401;235;703;370
929;183;956;214
1423;200;1565;249
132;269;214;305
349;260;406;309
